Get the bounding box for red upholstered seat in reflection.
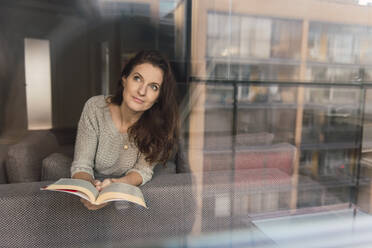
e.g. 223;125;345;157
235;143;296;175
234;168;291;188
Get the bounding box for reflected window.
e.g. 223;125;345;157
159;0;177;17
207;13;240;58
24;38;52;130
358;0;372;6
206;12;302;80
208;62;299;82
240;16;271;59
99;1;150;17
271;19;302;59
307;22;372;65
307;66;361;82
207;13;302;60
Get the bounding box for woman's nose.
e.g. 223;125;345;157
138;83;146;96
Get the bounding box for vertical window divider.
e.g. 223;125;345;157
352;84;367;210
230;81;238;223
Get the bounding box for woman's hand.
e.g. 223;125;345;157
95;178;113;191
79;179;113;211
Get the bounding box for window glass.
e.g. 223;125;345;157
4;0;372;247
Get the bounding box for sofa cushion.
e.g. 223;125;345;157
42;153;72;181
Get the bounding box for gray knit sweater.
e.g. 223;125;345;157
70;95;155;186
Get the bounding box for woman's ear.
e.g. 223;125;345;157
121;76;126;87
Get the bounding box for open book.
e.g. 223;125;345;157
42;178;147;208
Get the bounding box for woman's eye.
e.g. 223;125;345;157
133;76;141;82
151;84;159;91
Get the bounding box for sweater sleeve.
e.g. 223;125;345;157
126;153;156;186
70;97;99;179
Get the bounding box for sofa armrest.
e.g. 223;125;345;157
41;153;72;181
0;144;9;184
6;131;59;183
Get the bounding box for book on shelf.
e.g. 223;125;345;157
41;178;147;208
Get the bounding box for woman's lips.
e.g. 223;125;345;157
133;96;144;104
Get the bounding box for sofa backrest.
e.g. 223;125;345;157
0;144;9;184
7;127;191;183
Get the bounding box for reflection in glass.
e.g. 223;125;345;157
206;12;302;81
271;19;302;60
308;22;357;63
4;0;372;247
201;80;363;216
307;66;361;82
24;38;52;130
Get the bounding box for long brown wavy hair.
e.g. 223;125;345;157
109;50;179;164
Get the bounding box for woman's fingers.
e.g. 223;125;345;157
96;178;113;191
94;180;103;191
101;178;113;189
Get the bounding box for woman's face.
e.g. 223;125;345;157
122;63;164;115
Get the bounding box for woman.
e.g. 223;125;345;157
70;50;179;210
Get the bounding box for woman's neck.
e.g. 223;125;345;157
119;103;141;132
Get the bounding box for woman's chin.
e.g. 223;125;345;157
124;100;154;114
127;104;146;114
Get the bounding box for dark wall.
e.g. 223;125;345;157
0;0;122;137
0;0;189;141
0;32;27;136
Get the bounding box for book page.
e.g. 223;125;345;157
43;188;92;202
45;178;99;202
96;183;147;208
